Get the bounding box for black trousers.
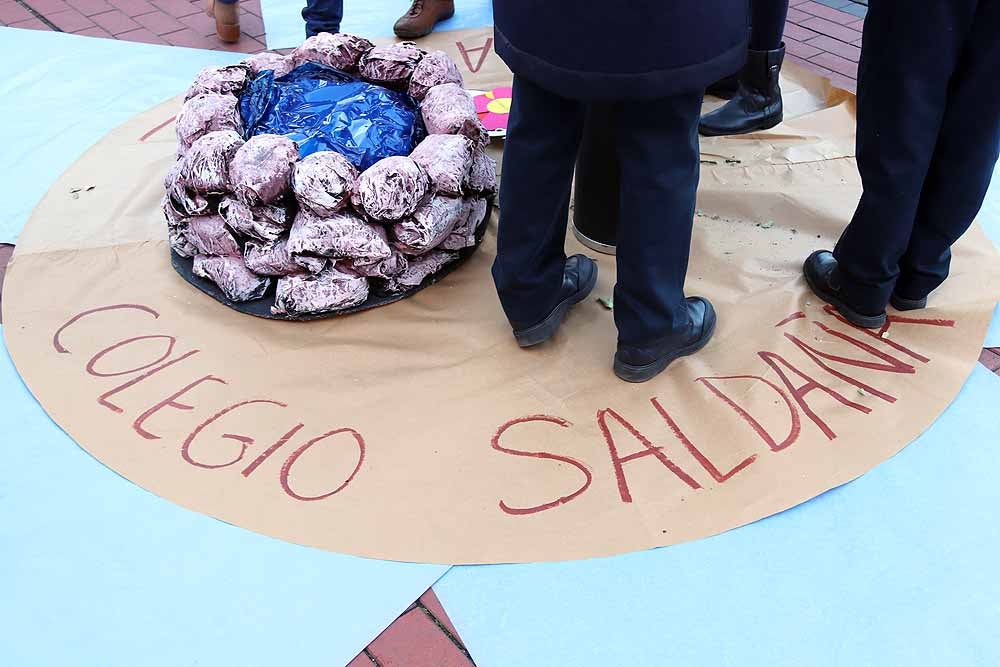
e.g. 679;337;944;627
834;0;1000;313
492;75;703;347
750;0;788;51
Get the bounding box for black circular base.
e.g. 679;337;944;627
171;203;491;321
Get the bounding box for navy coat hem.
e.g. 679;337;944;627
494;27;748;100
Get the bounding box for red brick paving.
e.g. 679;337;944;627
0;1;986;664
118;25;166;42
47;7;96;31
109;0;159;17
75;0;115;14
367;603;475;667
980;348;1000;373
0;0;269;53
419;588;464;641
345;652;378;667
0;0;869;81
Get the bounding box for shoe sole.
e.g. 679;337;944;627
514;263;598;348
394;9;455;39
890;294;927;311
613;313;717;383
803;255;887;329
698;112;783;138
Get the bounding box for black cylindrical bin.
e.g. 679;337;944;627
572;103;620;255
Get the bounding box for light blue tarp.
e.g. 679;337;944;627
0;329;449;667
0;28;243;243
436;366;1000;667
0;30;449;665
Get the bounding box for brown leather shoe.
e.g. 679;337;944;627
393;0;455;39
206;0;241;43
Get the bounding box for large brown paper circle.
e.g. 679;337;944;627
4;64;1000;564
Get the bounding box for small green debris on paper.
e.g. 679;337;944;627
760;220;775;229
597;296;614;310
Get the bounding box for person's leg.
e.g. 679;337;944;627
612;89;709;347
828;0;979;315
749;0;788;50
492;76;588;330
302;0;343;37
893;0;1000;305
700;0;787;136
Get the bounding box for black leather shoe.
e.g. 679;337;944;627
706;72;740;100
512;254;598;348
803;250;887;329
699;45;785;137
613;297;717;383
890;293;928;311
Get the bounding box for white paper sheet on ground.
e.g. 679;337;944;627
0;328;449;667
436;365;1000;667
0;28;244;243
259;0;493;50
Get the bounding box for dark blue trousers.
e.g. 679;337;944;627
750;0;788;51
492;75;704;347
834;0;1000;313
302;0;343;37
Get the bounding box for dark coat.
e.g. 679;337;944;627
493;1;749;100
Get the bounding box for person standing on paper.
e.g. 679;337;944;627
490;1;749;383
700;0;790;136
302;0;344;37
803;0;1000;329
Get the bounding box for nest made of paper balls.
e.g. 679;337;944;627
164;33;498;318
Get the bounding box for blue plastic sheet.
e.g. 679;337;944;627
241;63;422;170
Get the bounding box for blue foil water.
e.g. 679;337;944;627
240;63;423;171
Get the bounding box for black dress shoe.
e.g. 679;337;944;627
699;45;785;137
803;250;887;329
512;254;598;348
889;293;928;311
613;297;717;383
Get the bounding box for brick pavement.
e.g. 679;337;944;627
0;1;996;665
0;0;870;85
0;0;267;52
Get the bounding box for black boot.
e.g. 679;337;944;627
706;72;740;100
699;44;785;137
510;254;598;348
613;297;717;383
803;250;887;329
